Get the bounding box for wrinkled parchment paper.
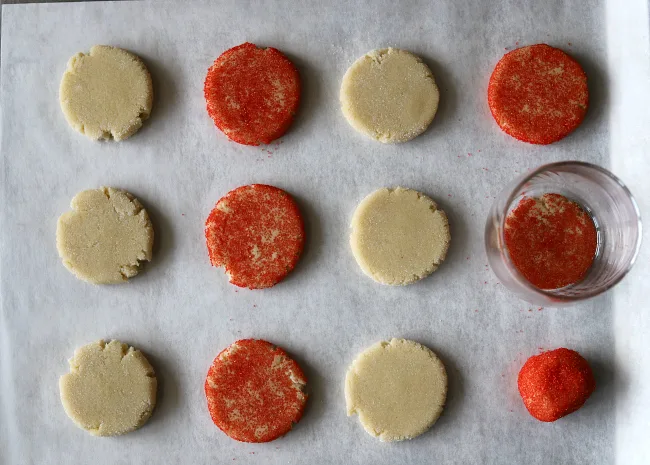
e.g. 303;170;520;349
2;1;649;463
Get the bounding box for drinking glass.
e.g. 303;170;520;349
485;161;642;306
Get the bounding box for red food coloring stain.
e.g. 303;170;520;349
205;184;305;289
204;43;300;146
488;44;588;144
205;339;307;442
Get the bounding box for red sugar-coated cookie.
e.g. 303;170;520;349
205;339;308;443
204;42;301;146
205;184;304;289
518;348;595;422
488;44;588;144
504;193;597;290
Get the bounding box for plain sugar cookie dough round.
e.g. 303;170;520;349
56;187;154;284
59;340;157;436
59;45;153;141
345;338;447;442
340;48;439;143
350;187;450;285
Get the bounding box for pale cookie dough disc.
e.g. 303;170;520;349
56;187;154;284
350;187;450;285
345;338;447;442
59;45;153;141
340;48;439;143
59;340;157;436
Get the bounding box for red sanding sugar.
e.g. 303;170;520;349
518;348;595;422
504;193;597;290
488;44;588;144
205;339;307;442
205;184;304;289
204;42;301;146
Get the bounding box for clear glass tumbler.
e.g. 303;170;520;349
485;161;642;306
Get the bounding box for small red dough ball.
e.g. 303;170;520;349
488;44;588;144
205;184;305;289
205;339;308;443
204;42;301;146
518;348;595;422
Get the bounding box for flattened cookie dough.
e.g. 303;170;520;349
59;340;157;436
350;187;450;285
205;184;304;289
205;339;307;442
488;44;588;144
59;45;153;141
56;187;154;284
345;338;447;442
204;43;301;146
340;48;439;143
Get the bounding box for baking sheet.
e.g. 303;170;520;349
0;0;648;463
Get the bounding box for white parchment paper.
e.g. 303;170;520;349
1;1;648;464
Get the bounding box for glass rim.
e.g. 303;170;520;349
496;160;643;303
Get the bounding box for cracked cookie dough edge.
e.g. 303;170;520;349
55;187;154;284
59;339;157;437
